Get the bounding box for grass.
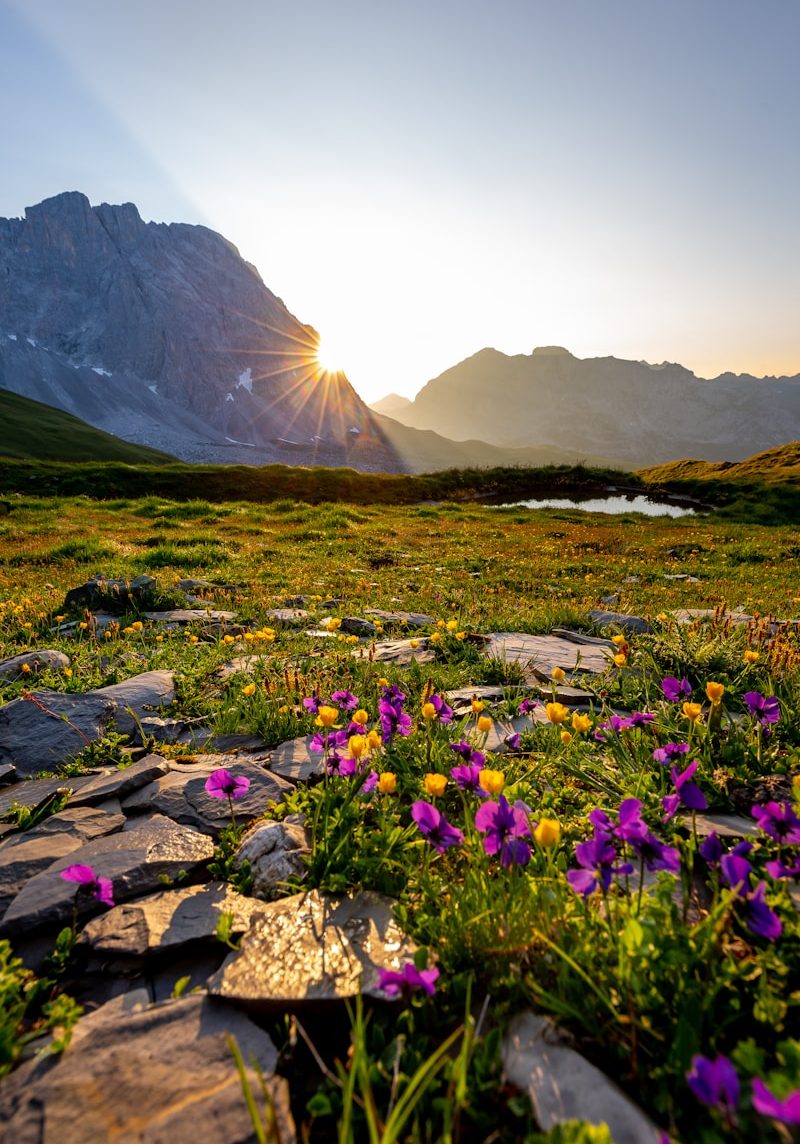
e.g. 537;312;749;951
1;492;799;1142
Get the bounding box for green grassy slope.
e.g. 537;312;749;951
639;441;800;485
0;390;176;464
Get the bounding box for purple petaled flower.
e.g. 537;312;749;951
766;857;800;881
361;770;378;795
652;742;690;767
662;676;692;702
410;801;464;853
450;763;489;796
518;698;538;715
60;863;115;908
504;732;522;750
588;807;615;835
721;852;753;894
428;694;454;724
686;1054;740;1113
627;711;656;729
567;833;633;897
309;728;350;753
629;830;681;875
449;739;474;759
330;689;358;710
615;798;648;842
302;696;321;714
379;691;412;744
751;1078;800;1124
475;795;533;866
593;714;633;741
751;801;800;845
742;881;782;942
377;961;440;998
662;760;708;821
699;832;724;865
743;691;781;726
205;769;251;800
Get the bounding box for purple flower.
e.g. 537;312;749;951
504;732;522;750
330;689;358;710
205;769;251;800
766;857;800;881
699;832;724;865
751;1078;800;1124
743;691;781;725
662;760;707;821
686;1054;740;1113
721;852;753;894
614;798;648;842
626;711;656;729
630;830;681;874
361;770;378;795
302;696;320;714
662;676;692;702
410;801;464;853
428;694;454;723
475;795;532;867
742;881;782;942
60;863;114;908
567;833;633;897
450;763;488;796
751;801;800;845
652;742;690;767
594;714;632;740
379;689;412;744
518;698;538;715
377;961;439;998
309;728;350;753
449;739;476;760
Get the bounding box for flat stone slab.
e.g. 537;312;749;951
0;776;95;818
551;628;615;648
80;881;263;956
0;832;85;918
588;610;652;634
340;616;378;637
62;574;157;610
687;812;760;839
352;638;436;665
121;757;291;834
364;608;436;628
208;889;417;1006
268;737;325;783
502;1011;662;1144
460;716;534;752
0;805;126;849
70;754;172;806
235;818;310;899
262;607;309;625
0;649;71;680
0;994;294;1143
142;608;237;625
484;633;612;678
215;653;273;681
0;671;175;777
673;608;751;625
0;814;214;938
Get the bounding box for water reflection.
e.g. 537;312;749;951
502;495;695;517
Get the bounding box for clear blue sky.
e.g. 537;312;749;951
1;0;798;401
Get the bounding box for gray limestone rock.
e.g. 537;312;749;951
0;993;295;1143
262;607;309;625
364;608;436;629
215;653;273;681
589;610;652;635
142;608;236;625
0;671;175;776
0;832;85;918
1;805;126;848
80;881;263;956
235;819;310;899
0;814;214;938
207;889;417;1007
0;776;94;819
484;632;612;678
63;574;157;611
0;649;71;680
340;616;378;637
352;638;437;665
268;736;325;783
502;1011;662;1144
688;812;760;839
69;754;172;806
120;757;291;834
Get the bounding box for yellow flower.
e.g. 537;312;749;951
551;667;566;683
378;772;397;794
244;632;255;642
436;619;446;629
560;730;573;745
315;705;340;727
63;668;73;678
421;702;437;721
545;702;570;725
743;649;760;664
348;735;367;759
424;773;447;796
471;697;485;714
189;634;199;644
20;662;31;674
241;683;257;697
571;712;592;733
278;704;289;715
325;617;342;632
479;769;505;795
131;621;143;632
429;632;441;643
346;635;359;644
706;681;725;705
78;621;88;630
409;639;419;649
122;626;134;635
446;619;458;631
366;729;382;751
611;634;627;647
477;715;492;734
613;652;628;668
352;709;369;725
222;634;234;644
657;612;668;622
682;702;703;722
455;631;466;640
534;818;561;847
377;677;389;688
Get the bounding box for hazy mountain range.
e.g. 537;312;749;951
371;346;800;468
1;193;798;473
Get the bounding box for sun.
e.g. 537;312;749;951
314;334;348;376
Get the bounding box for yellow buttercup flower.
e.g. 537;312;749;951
241;683;256;697
571;712;592;734
377;678;389;688
682;702;703;722
611;634;627;647
706;681;725;705
352;709;369;725
429;632;441;643
325;617;342;632
545;702;570;725
131;621;143;632
613;652;628;668
421;702;437;721
222;634;234;644
551;667;566;683
315;705;340;727
409;639;419;649
63;668;72;678
436;619;446;629
378;772;397;794
560;730;573;745
534;818;561;847
424;773;447;797
743;649;760;664
278;704;289;715
446;619;458;631
455;631;466;640
348;735;367;759
20;662;31;674
471;697;485;714
477;715;492;734
366;729;382;751
479;769;505;795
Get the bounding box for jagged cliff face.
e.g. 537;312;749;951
391;346;800;466
0;192;402;469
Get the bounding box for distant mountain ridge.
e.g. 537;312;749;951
0;192;402;470
382;346;800;467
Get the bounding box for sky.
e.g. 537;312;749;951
1;0;799;404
